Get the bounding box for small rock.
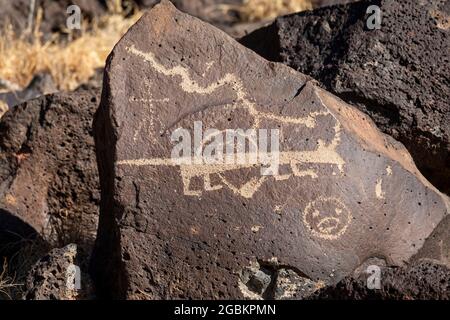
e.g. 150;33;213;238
274;269;324;300
22;244;93;300
239;262;272;298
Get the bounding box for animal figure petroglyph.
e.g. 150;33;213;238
117;46;346;199
118;122;344;198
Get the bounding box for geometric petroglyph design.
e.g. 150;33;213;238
302;197;352;240
116;46;346;199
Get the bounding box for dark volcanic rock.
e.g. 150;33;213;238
413;215;450;266
236;259;327;299
91;1;449;299
0;73;57;108
23;244;94;300
240;0;450;194
312;259;450;300
138;1;359;38
0;87;101;247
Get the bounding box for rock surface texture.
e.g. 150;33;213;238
92;1;449;299
0;87;101;247
0;73;57;108
240;0;450;194
312;259;450;300
23;244;93;300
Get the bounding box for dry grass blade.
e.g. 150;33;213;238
0;100;8;119
0;258;21;300
221;0;314;22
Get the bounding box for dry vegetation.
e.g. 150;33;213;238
0;258;20;300
234;0;313;22
0;238;49;300
0;100;7;118
0;2;142;91
0;0;314;92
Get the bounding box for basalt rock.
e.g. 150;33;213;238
237;260;325;300
153;0;359;37
0;86;101;248
413;215;450;266
91;1;449;299
23;244;94;300
0;73;57;109
312;259;450;300
240;0;450;194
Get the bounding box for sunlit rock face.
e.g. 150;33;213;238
91;1;449;300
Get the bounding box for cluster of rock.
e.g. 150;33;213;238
0;0;448;300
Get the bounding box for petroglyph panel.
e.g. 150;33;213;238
92;1;449;299
118;47;345;199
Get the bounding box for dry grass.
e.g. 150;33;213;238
0;237;50;300
232;0;314;22
0;2;142;91
0;0;313;91
0;258;20;300
0;100;7;119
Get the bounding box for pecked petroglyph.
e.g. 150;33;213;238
375;178;385;199
118;122;344;199
303;197;352;240
386;166;393;176
117;46;346;199
126;45;331;129
92;3;450;299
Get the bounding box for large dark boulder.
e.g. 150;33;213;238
241;0;450;194
0;86;101;248
91;1;449;299
312;259;450;300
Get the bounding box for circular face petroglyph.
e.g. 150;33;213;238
302;197;352;240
